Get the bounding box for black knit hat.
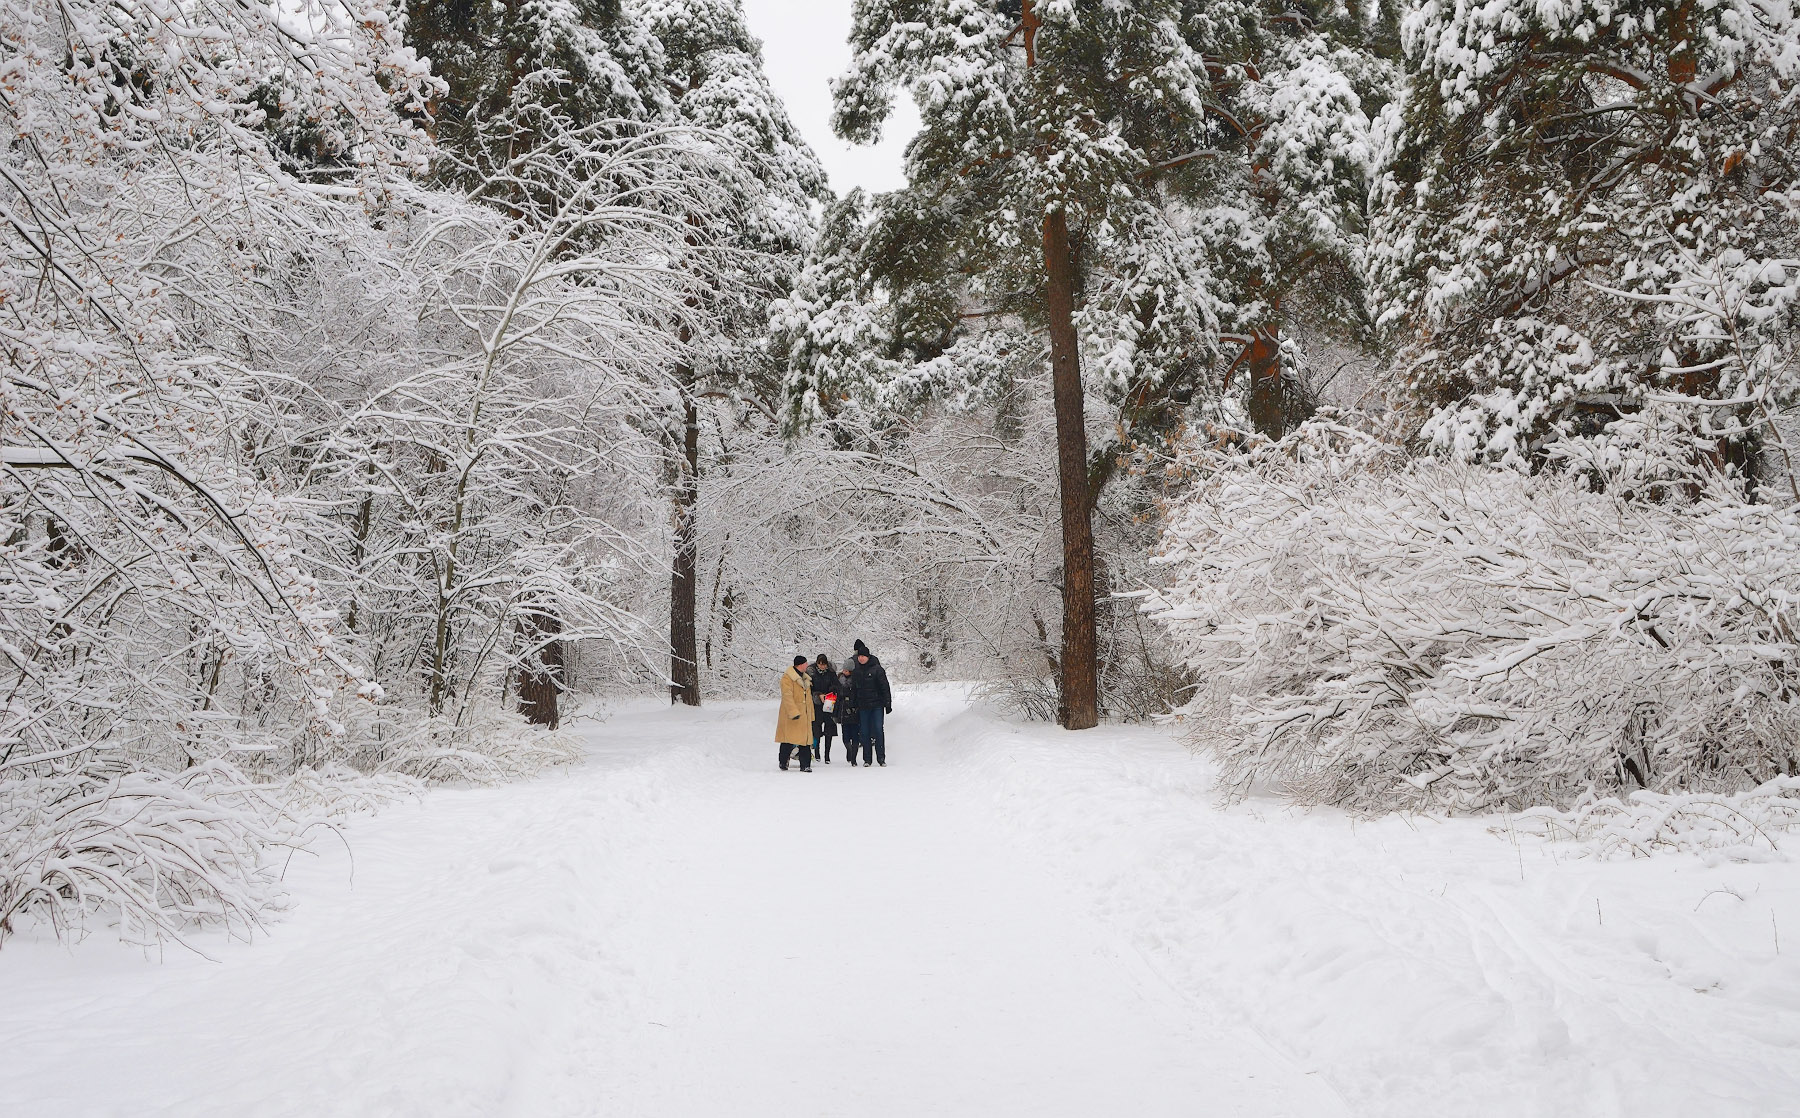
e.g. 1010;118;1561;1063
853;638;870;656
793;655;808;667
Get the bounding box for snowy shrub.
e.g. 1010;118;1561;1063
0;762;431;944
274;766;423;823
1149;421;1800;812
1512;779;1800;861
0;764;289;944
381;710;584;786
0;0;431;945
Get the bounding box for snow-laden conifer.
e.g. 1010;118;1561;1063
1162;0;1398;435
405;0;671;167
1370;0;1800;468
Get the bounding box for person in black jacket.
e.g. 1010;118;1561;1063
809;655;839;764
836;667;862;765
848;638;892;766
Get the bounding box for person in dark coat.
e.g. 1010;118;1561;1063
849;638;892;766
836;666;862;764
809;655;840;764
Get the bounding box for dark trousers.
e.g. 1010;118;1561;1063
857;707;886;765
779;742;812;771
814;715;836;762
841;716;861;763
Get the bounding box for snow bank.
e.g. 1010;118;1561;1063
0;709;580;946
0;703;700;1115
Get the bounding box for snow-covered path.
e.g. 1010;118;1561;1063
4;687;1798;1116
0;692;1338;1117
576;704;1340;1117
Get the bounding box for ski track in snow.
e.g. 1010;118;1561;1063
2;686;1798;1116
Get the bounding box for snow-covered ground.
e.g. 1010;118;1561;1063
3;686;1798;1116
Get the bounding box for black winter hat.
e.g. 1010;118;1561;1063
853;639;870;656
793;655;809;667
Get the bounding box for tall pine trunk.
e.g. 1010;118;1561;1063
668;370;701;706
1043;208;1100;730
1023;0;1098;729
1246;325;1285;439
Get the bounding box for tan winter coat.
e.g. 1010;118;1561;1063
775;666;813;745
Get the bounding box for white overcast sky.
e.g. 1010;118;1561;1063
739;0;920;196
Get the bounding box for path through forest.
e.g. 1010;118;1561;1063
4;689;1797;1116
564;698;1342;1116
0;692;1339;1117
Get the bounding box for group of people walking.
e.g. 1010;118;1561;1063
776;639;892;772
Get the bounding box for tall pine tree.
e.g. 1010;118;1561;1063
1163;0;1395;437
782;0;1231;728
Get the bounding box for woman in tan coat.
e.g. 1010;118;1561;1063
776;655;814;771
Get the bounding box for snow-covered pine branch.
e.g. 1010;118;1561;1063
1370;0;1800;470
